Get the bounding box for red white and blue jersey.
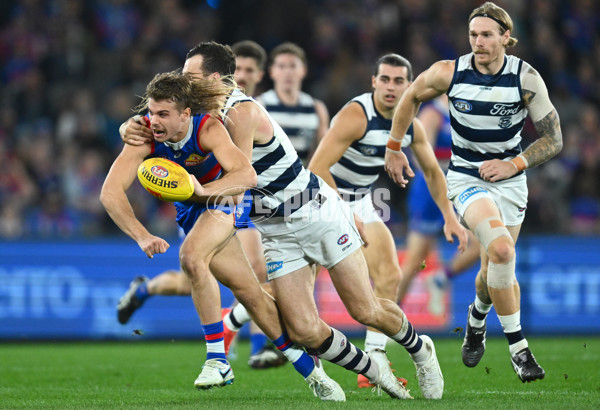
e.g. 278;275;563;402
145;113;229;234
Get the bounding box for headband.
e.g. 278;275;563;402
470;13;508;31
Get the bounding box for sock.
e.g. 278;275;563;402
134;281;150;302
223;304;251;332
250;333;268;355
469;295;492;328
307;327;377;381
498;311;528;356
364;330;388;353
390;312;429;366
202;321;227;363
272;333;314;378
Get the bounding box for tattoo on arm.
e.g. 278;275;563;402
522;109;563;168
522;89;536;106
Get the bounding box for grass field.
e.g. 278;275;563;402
1;336;599;409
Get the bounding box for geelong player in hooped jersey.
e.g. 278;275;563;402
101;71;324;394
385;1;563;383
309;54;467;390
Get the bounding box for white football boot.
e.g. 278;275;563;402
415;336;444;399
368;349;413;399
194;359;234;390
304;357;346;401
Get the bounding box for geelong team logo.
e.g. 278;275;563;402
337;234;349;245
454;100;472;112
150;165;168;178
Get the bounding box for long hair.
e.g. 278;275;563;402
135;70;237;117
469;2;518;48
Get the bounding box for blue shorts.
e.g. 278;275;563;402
408;171;444;235
233;190;256;230
176;200;250;235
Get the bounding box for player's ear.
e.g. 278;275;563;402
182;107;191;121
371;75;377;89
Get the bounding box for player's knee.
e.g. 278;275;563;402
179;251;208;281
487;237;514;265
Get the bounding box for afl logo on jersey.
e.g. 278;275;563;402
454;100;472;113
359;146;377;156
337;234;349;245
150;165;169;178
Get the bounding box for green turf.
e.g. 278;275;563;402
1;336;599;409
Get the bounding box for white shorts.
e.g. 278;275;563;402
447;170;528;227
261;184;363;280
344;192;383;224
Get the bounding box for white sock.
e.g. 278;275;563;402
224;304;251;332
364;330;388;353
498;311;528;356
469;295;492;328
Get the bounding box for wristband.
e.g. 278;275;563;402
386;139;401;152
510;155;527;172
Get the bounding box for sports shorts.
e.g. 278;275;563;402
447;169;528;227
260;183;363;280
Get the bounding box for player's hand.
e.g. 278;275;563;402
191;177;205;199
442;218;469;252
479;159;518;182
138;235;170;258
122;115;153;146
354;213;369;248
384;149;414;188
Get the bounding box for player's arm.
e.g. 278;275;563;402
119;115;154;146
410;118;468;251
100;144;170;258
194;116;257;200
385;60;454;187
223;101;260;161
479;66;563;182
308;102;366;190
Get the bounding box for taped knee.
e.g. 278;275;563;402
487;255;517;289
474;217;511;251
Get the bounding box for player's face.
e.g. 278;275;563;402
147;98;190;143
371;64;410;112
182;55;207;80
269;53;306;92
235;56;264;96
469;17;508;72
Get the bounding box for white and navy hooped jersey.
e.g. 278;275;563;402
226;90;321;233
257;89;319;161
447;53;527;179
330;93;413;200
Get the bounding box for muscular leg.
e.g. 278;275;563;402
360;221;403;352
147;270;191;295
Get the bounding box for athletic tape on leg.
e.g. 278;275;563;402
474;217;510;250
487;255;516;289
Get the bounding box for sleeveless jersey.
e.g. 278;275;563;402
329;93;414;200
148;113;223;231
447;53;527;179
224;90;321;235
257;89;319;161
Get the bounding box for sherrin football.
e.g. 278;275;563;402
137;157;195;202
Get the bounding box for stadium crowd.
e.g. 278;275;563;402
1;0;598;238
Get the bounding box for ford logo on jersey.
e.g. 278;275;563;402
266;261;283;273
337;234;349;245
454;100;472;112
150;165;168;178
